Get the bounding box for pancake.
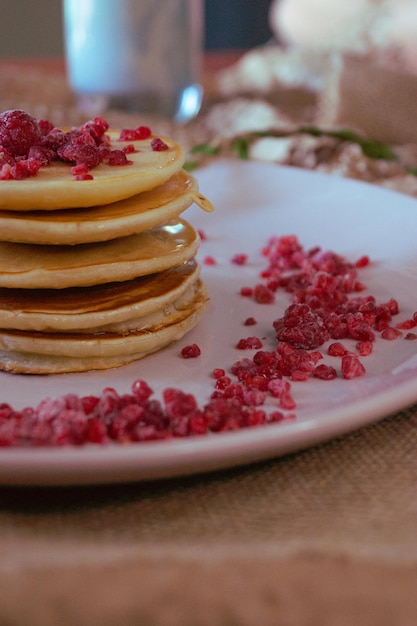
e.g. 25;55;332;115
0;132;185;211
0;280;208;374
0;111;212;375
0;259;200;331
0;170;212;245
0;218;200;289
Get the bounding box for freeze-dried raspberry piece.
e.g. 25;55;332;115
57;138;101;170
341;355;366;379
151;137;169;151
236;337;263;350
273;303;329;349
119;126;151;141
0;109;42;156
181;343;201;358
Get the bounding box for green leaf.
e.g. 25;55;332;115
189;143;221;156
230;137;250;160
183;160;200;172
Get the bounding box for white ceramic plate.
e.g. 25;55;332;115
1;160;417;486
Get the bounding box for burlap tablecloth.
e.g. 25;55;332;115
0;60;416;626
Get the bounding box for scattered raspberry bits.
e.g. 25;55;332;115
0;232;412;448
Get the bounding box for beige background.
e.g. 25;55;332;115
0;0;63;57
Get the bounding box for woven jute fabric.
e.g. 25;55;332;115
1;406;416;625
0;63;416;626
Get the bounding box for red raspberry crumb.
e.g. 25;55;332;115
215;376;232;390
269;411;286;423
81;395;100;415
231;253;248;265
203;256;217;266
181;343;201;358
107;149;132;166
38;118;55;136
71;163;89;176
74;173;94;181
290;370;310;382
396;319;416;330
313;364;338;380
341;355;366;379
253;284;275;304
355;255;370;268
279;391;296;410
84;418;108;443
240;287;253;297
122;143;137;154
386;298;399;315
58;136;102;169
163;388;198;419
11;159;41;179
151;137;169;151
357;340;373;356
381;327;402;340
328;342;347;357
244;317;257;326
132;379;153;402
236;337;263;350
119;126;152;141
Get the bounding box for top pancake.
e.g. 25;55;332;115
0;131;185;211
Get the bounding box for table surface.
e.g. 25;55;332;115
0;55;416;626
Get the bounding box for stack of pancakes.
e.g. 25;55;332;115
0;132;212;374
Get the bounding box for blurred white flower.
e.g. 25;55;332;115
269;0;417;71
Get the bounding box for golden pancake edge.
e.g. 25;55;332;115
0;259;201;331
0;170;206;245
0;218;200;289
